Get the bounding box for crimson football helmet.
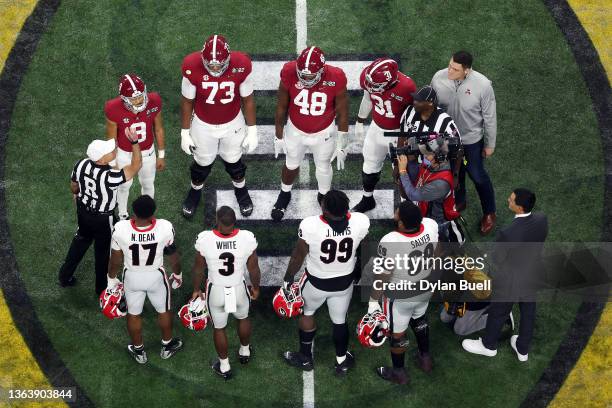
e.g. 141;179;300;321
99;283;127;319
178;297;209;332
119;74;148;114
356;310;390;348
273;282;304;318
296;46;325;88
201;34;230;77
364;58;399;94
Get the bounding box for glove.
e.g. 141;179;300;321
274;136;287;159
330;131;349;170
181;129;195;155
170;273;182;290
242;125;258;154
354;121;365;141
368;299;382;314
107;275;120;290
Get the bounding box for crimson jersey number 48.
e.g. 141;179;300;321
294;89;327;116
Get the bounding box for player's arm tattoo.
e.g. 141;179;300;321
335;89;349;132
241;94;256;126
283;238;309;283
274;82;290;138
191;252;207;292
246;251;261;289
108;249;123;279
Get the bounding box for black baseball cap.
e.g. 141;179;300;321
411;85;438;104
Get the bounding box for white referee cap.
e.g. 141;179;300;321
87;139;116;161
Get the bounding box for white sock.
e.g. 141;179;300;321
281;183;293;192
161;338;171;346
191;182;204;190
239;344;250;356
134;344;144;350
363;190;373;197
232;179;246;189
336;354;346;364
219;357;231;373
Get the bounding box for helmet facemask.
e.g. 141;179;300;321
296;66;323;88
121;88;148;114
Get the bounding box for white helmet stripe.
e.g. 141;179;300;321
124;74;137;94
304;46;315;71
212;34;218;61
369;59;395;76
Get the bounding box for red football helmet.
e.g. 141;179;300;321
356;310;390;348
99;283;127;319
201;34;231;77
178;297;209;332
273;282;304;318
364;58;399;94
296;46;325;88
119;74;148;114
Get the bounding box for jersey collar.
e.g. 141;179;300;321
213;229;239;238
397;223;424;237
131;218;156;232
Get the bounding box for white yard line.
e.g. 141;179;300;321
295;0;308;53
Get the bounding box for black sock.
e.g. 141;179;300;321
332;323;349;358
299;329;316;358
391;351;405;369
410;320;430;354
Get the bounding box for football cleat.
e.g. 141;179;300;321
182;188;202;219
317;192;324;206
160;337;183;360
127;344;147;364
351;195;376;213
58;276;77;287
296;46;325;88
334;351;355;376
283;351;313;371
364;58;399;94
178;298;209;332
238;346;252;365
271;191;291;222
273;283;304;318
357;310;390;348
376;366;409;385
415;352;433;373
99;283;127;319
235;187;254;217
119;73;148;114
201;34;231;77
118;213;129;221
211;359;232;380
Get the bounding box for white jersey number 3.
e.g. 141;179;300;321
294;89;327;116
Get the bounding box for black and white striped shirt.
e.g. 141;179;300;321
399;106;461;141
71;159;126;213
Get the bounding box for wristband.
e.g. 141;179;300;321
158;149;165;159
130;139;139;145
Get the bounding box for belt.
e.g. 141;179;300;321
77;203;113;216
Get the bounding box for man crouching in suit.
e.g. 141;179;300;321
461;188;548;362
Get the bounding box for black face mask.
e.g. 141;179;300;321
326;215;349;234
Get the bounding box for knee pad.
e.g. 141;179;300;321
409;315;429;333
390;334;410;348
362;171;381;192
222;158;247;181
190;162;213;185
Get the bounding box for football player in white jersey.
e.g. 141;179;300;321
281;190;370;375
368;200;438;384
108;195;183;364
191;206;261;380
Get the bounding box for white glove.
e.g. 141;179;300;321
242;125;258;154
330;131;349;170
354;121;365;140
106;275;120;290
368;299;382;314
274;136;287;159
180;129;195;155
170;273;182;290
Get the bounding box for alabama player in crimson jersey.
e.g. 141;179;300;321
105;73;166;220
271;46;349;221
280;190;370;375
180;34;258;219
351;58;417;214
191;206;261;380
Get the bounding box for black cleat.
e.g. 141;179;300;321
317;192;325;205
160;337;183;360
271;191;291;222
235;187;254;217
127;344;148;364
182;188;202;219
334;351;355;376
415;352;433;373
211;360;232;380
59;276;77;287
376;366;409;385
283;351;313;371
351;195;376;213
238;346;252;365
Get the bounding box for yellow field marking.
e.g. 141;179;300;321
0;0;38;72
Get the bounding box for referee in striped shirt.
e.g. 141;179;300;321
58;128;142;296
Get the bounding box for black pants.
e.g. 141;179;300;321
482;301;536;355
58;207;114;295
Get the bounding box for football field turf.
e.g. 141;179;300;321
1;0;608;407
